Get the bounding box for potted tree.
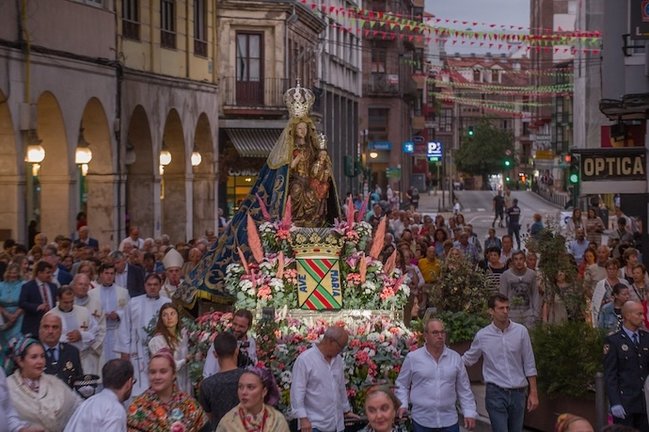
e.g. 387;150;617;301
523;224;603;430
427;253;491;382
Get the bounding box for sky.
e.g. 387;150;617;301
425;0;531;54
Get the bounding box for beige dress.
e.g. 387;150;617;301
7;372;80;432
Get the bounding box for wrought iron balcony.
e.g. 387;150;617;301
222;77;290;110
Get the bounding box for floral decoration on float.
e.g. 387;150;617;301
223;196;411;312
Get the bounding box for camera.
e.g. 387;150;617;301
237;339;254;368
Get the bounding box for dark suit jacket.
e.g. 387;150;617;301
19;280;58;336
43;342;83;388
604;328;649;414
125;264;145;298
73;237;99;250
56;266;73;286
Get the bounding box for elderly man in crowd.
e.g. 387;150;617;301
39;313;83;387
46;286;100;376
396;318;477;431
291;326;360;432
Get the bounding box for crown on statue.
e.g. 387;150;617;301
284;81;315;118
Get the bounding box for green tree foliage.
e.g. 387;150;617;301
455;121;513;178
531;321;604;397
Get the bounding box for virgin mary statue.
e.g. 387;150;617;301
186;83;340;303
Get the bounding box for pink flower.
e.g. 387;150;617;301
257;285;272;300
171;421;186;432
277;229;291;240
380;287;396;300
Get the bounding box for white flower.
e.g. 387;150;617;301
226;263;244;274
361;281;377;293
269;278;284;291
239;279;253;292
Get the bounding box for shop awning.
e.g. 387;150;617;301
225;128;283;158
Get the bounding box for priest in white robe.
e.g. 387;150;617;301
161;248;185;299
47;285;101;376
115;273;169;395
88;263;129;363
72;273;107;375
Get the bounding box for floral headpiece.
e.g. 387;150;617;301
245;366;280;407
150;347;176;372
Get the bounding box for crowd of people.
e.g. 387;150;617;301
0;185;648;431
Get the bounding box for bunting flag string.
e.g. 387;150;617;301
300;0;602;46
298;0;600;38
430;80;573;94
433;93;556;108
328;23;602;55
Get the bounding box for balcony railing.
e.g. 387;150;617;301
363;73;400;95
222;77;289;109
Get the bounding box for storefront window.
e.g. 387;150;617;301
226;168;259;216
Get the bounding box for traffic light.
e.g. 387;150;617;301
504;158;512;168
467;126;475;137
568;153;580;185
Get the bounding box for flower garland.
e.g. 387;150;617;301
224;218;410;312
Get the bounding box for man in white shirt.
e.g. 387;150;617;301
290;326;360;432
119;226;144;251
115;274;170;395
463;293;539;432
64;359;134;432
88;263;130;363
203;309;257;378
395;319;477;431
71;273;106;374
46;286;101;376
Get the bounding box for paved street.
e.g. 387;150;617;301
418;190;564;246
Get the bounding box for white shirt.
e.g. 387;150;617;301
64;388;126;432
202;336;257;379
0;368;28;432
462;321;537;389
395;346;477;428
290;345;351;432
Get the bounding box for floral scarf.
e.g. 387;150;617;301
216;404;290;432
127;387;207;432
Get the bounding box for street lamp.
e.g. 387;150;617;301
369;151;379;159
75;127;93;165
25;129;45;164
159;141;172;199
191;150;202;167
76;126;92;208
159;141;172;176
24;129;44;231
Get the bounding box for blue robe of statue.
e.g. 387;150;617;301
187;118;340;304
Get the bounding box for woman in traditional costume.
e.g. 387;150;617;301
127;349;207;432
148;303;191;394
6;336;80;431
216;366;289;432
187;83;339;303
359;385;404;432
